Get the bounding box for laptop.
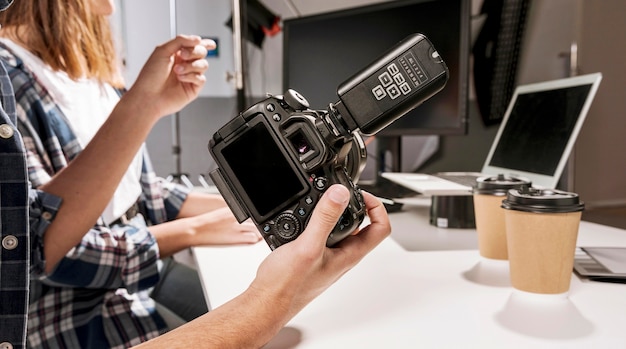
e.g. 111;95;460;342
382;72;603;196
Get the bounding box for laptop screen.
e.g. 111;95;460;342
482;73;602;188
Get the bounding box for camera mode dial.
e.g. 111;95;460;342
274;213;301;240
284;89;310;111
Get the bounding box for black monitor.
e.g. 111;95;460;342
282;0;471;197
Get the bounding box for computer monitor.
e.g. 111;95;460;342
282;0;471;196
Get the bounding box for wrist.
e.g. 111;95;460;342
151;219;196;257
239;284;294;339
116;88;163;125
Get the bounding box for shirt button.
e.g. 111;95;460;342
0;341;14;349
41;211;53;220
0;124;15;139
2;235;18;250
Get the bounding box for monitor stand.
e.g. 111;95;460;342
356;136;419;200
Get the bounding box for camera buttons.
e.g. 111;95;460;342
314;177;327;190
275;213;301;240
338;213;353;231
304;196;314;205
372;85;387;100
266;103;276;112
284;89;310;110
267;234;279;250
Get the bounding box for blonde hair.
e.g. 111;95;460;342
0;0;125;88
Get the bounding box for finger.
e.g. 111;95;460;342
334;191;391;253
298;184;350;247
240;231;263;243
174;58;209;75
362;191;390;229
155;34;202;57
244;222;259;229
175;72;207;86
179;38;216;60
201;38;218;50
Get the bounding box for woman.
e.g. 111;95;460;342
0;0;261;348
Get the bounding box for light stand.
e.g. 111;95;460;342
168;0;249;188
166;0;193;187
232;0;248;112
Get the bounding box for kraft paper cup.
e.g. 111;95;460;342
473;175;531;260
502;188;584;295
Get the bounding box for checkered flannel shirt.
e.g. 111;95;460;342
1;43;191;348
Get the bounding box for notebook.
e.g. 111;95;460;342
382;72;603;196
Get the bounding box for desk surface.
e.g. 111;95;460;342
194;200;626;348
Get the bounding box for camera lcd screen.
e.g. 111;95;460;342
221;122;307;218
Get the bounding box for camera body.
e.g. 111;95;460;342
209;33;449;250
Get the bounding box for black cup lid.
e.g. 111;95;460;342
473;174;532;196
501;187;585;213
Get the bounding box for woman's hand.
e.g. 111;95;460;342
151;206;261;258
124;34;216;118
189;207;262;246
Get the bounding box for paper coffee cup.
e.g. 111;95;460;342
502;188;584;295
473;174;531;260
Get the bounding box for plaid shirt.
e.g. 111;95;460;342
0;59;62;349
1;45;191;348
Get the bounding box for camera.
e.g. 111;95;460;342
209;33;448;250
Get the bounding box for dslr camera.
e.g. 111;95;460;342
209;33;448;250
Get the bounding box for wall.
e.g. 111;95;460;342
422;0;626;206
120;0;280;182
120;0;626;206
421;0;578;173
120;0;430;183
576;0;626;207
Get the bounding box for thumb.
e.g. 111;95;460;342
299;185;350;246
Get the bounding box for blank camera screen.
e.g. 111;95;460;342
222;122;306;217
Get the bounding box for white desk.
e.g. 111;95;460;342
193;200;626;348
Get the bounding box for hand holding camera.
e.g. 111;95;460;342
209;33;449;250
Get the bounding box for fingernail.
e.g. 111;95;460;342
327;185;349;205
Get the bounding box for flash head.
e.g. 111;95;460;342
331;33;448;136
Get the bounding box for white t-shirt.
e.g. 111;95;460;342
1;38;143;224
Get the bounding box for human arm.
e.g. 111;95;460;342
135;173;260;257
149;206;261;258
132;185;391;348
35;219;161;292
137;174;260;257
176;191;230;218
39;35;215;272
